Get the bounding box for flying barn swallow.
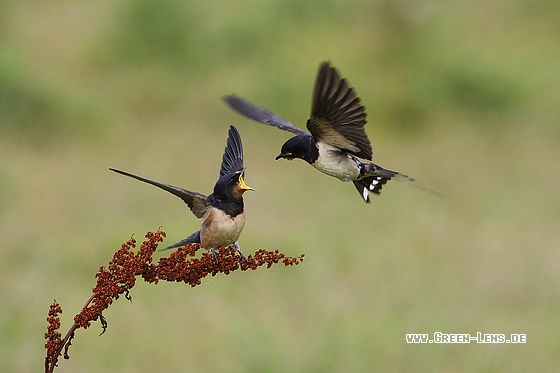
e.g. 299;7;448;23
224;62;439;203
110;125;253;260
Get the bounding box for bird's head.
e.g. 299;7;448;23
276;135;316;163
214;170;254;201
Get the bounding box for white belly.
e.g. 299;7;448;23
312;142;360;182
200;208;246;249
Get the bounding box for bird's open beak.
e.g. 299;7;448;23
238;174;254;191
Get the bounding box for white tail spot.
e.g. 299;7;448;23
362;187;369;201
369;178;381;190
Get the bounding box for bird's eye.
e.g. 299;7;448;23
229;177;235;183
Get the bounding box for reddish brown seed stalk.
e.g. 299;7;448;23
44;229;304;373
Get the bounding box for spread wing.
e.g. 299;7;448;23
307;61;373;160
220;125;244;176
110;168;211;218
223;94;308;137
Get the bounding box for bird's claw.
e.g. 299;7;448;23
237;251;247;265
233;242;247;265
210;249;219;265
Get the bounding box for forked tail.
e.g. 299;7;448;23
160;231;201;251
354;162;443;203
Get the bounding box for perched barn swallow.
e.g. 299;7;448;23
110;125;253;260
224;62;438;202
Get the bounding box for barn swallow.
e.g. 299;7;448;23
223;62;440;202
110;125;253;260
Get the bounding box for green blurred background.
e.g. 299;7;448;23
1;0;560;372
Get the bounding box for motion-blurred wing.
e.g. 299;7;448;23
223;94;308;136
220;125;244;177
110;168;211;218
307;62;373;160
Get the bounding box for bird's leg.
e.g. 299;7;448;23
233;241;247;263
209;248;219;265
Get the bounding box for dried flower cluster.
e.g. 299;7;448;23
44;301;63;372
44;229;304;373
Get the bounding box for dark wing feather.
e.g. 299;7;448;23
223;94;308;136
307;62;373;160
220;125;244;176
110;168;211;218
